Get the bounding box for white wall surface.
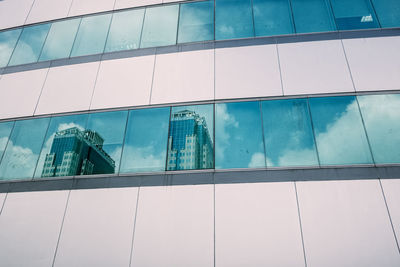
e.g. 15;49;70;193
26;0;73;24
68;0;116;17
0;0;34;29
114;0;161;10
0;193;5;213
381;179;400;243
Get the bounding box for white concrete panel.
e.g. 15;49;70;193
0;190;69;267
53;187;138;267
215;44;282;100
381;179;400;244
0;193;5;213
91;55;154;110
26;0;73;24
0;0;34;29
279;40;354;95
35;61;99;115
114;0;162;10
0;68;48;119
297;179;400;267
68;0;115;17
215;182;305;267
343;36;400;92
163;0;186;3
132;185;214;267
151;49;214;105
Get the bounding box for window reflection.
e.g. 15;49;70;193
371;0;400;28
0;121;14;162
167;105;214;170
330;0;379;30
0;28;21;67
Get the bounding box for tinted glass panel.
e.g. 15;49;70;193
215;0;254;40
215;102;265;169
0;121;14;161
371;0;400;28
253;0;294;36
330;0;379;30
120;107;170;173
105;9;145;53
140;5;179;48
178;1;214;43
358;94;400;164
71;13;112;57
291;0;336;33
39;18;81;61
262;99;319;167
167;105;214;170
309;96;373;165
0;28;21;67
8;23;50;66
0;118;50;180
34;114;88;178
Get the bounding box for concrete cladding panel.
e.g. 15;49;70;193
0;190;69;267
114;0;162;10
215;44;282;99
343;36;400;92
53;187;138;267
296;179;400;267
279;40;354;95
215;182;305;267
381;179;400;244
0;193;5;213
68;0;116;17
131;184;214;267
25;0;73;24
0;0;34;29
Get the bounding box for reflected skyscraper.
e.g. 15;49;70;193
167;110;213;170
41;127;115;177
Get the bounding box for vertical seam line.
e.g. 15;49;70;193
88;59;103;111
24;0;37;25
275;42;285;96
129;186;142;267
148;48;158;105
340;39;357;92
294;181;308;267
33;64;51;115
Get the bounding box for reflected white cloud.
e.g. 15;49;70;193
215;103;239;164
121;145;165;172
248;152;265;168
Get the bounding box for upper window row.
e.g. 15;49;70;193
0;93;399;181
0;0;399;67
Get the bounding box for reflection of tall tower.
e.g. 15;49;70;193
41;127;115;177
167;110;213;170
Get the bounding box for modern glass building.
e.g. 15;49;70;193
0;0;399;266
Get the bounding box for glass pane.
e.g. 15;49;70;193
8;23;50;66
167;104;214;170
253;0;294;37
34;114;88;178
262;99;319;167
0;118;50;180
291;0;336;33
85;111;128;174
105;8;144;53
71;13;112;57
215;0;254;40
215;102;265;169
371;0;400;28
0;28;21;67
39;18;81;61
330;0;379;30
178;1;214;43
0;121;14;161
357;94;400;164
309;96;373;165
120;107;170;173
140;5;179;48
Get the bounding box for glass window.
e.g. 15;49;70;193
291;0;336;33
371;0;400;28
140;5;179;48
262;99;319;167
215;101;265;169
0;118;50;180
0;28;21;68
167;104;214;171
39;18;81;61
0;121;14;162
70;13;112;57
34;114;88;178
8;23;51;66
357;94;400;164
178;1;214;43
253;0;294;37
104;8;145;53
309;96;373;165
120;107;170;173
330;0;379;30
215;0;254;40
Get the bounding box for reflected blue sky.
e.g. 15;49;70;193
0;28;21;67
371;0;400;28
330;0;379;30
0;121;14;161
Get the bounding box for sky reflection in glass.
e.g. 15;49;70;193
371;0;400;28
262;99;319;167
0;121;14;162
0;28;21;67
178;1;214;43
215;101;265;169
330;0;379;30
120;107;170;173
309;96;373;165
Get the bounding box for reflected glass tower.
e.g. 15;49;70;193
41;127;115;177
167;110;213;170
